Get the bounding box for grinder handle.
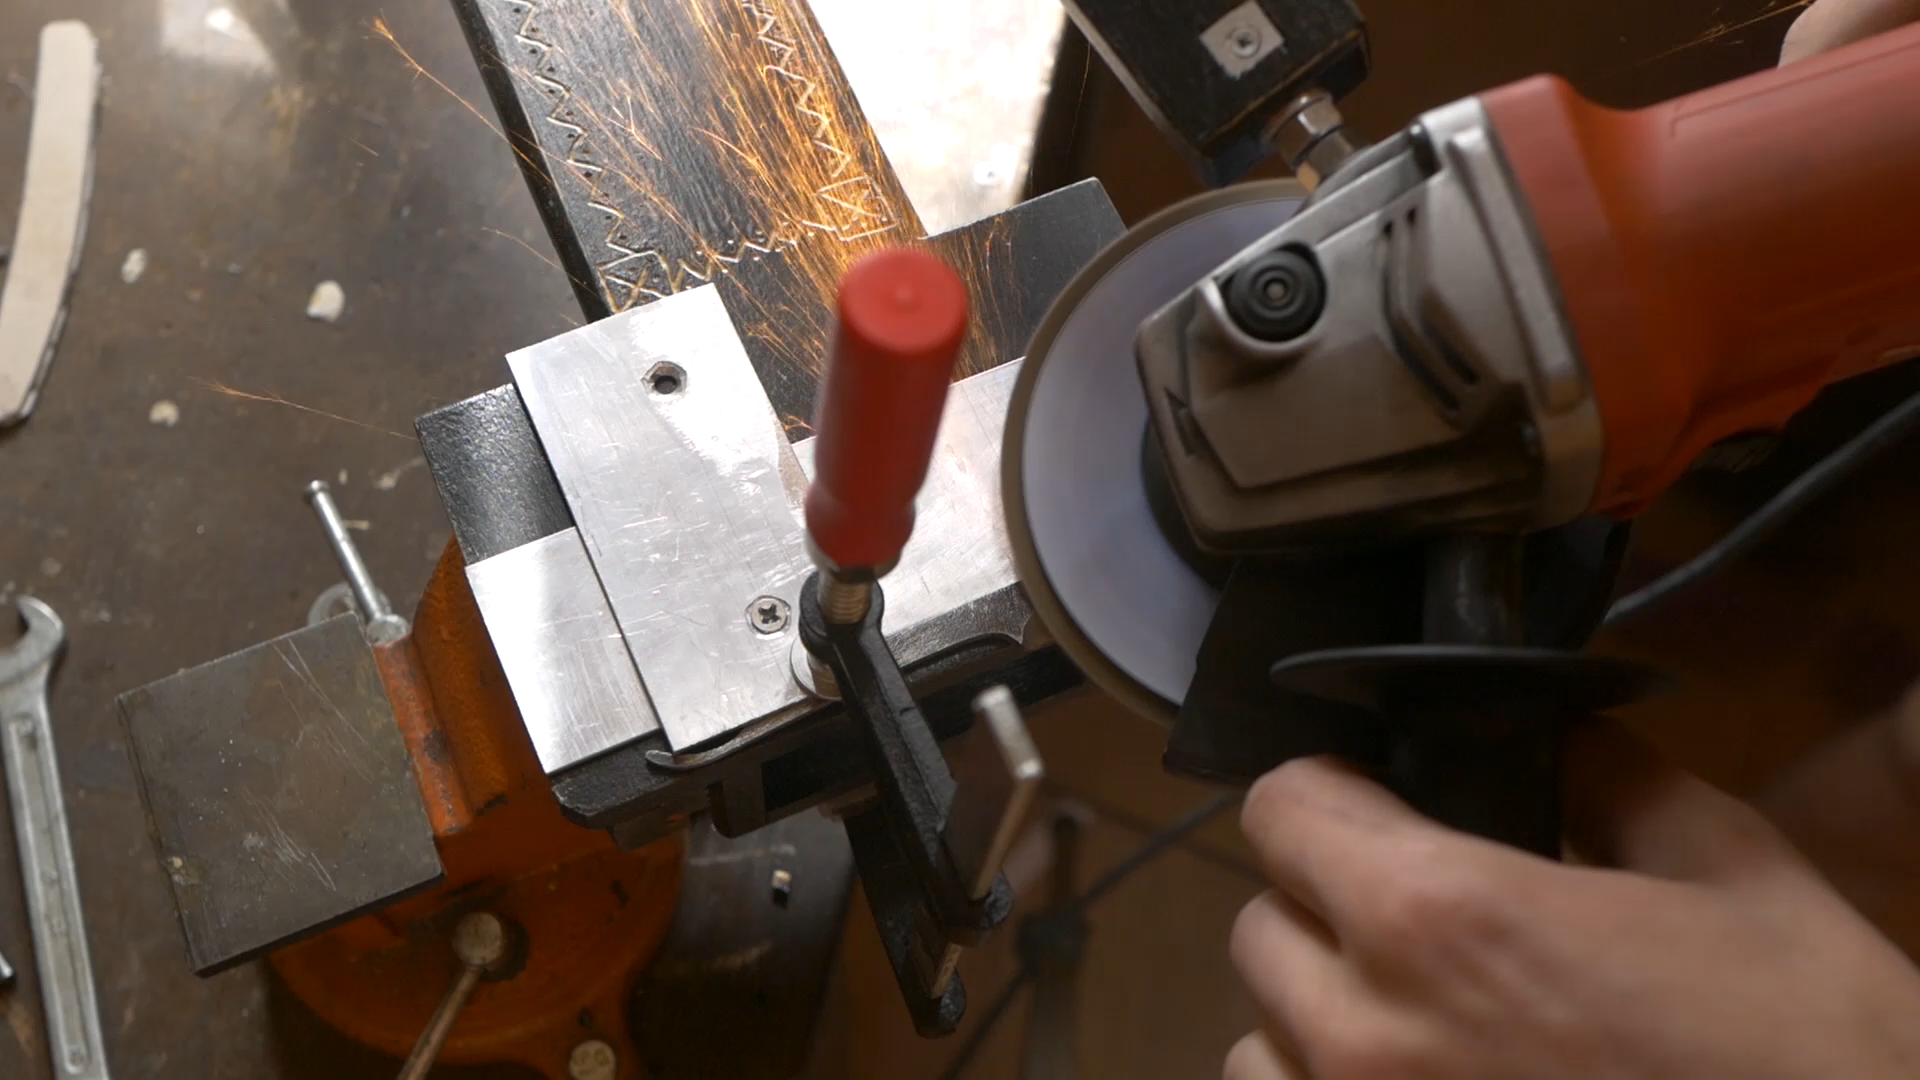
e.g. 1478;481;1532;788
805;249;969;571
1482;20;1920;516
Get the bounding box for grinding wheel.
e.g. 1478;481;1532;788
1003;181;1307;724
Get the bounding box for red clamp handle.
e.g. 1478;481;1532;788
804;249;969;571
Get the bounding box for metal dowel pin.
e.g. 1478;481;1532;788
304;480;408;643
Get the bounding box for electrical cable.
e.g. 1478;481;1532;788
1064;791;1239;916
940;791;1241;1078
1040;781;1266;886
1605;387;1920;627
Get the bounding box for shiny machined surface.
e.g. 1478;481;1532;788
0;22;98;426
465;529;662;773
510;286;815;752
481;307;1026;771
0;598;110;1080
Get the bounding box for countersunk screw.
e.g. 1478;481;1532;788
748;595;791;635
1228;25;1261;57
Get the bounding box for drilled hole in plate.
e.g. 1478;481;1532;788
647;362;687;396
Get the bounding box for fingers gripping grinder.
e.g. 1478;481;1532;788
1009;6;1920;853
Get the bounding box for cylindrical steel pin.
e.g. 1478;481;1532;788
305;479;408;644
395;912;509;1080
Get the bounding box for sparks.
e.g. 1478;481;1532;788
192;378;415;440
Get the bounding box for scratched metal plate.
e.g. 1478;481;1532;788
116;614;443;975
466;528;662;772
478;335;1023;771
510;286;817;751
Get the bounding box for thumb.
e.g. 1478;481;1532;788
1781;0;1920;64
1563;719;1805;887
1223;1033;1307;1080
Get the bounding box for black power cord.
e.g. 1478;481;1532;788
938;792;1240;1079
1605;387;1920;627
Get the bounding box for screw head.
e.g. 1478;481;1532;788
747;595;791;634
1228;25;1261;57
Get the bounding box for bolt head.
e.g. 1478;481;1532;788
452;912;507;970
569;1038;618;1080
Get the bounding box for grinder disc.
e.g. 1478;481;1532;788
1003;180;1307;723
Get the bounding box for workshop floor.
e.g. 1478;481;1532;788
2;0;1913;1078
0;1;584;1076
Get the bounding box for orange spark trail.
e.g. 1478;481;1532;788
1617;0;1812;72
485;226;562;271
371;16;546;175
192;378;416;441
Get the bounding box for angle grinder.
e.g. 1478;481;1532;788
1004;23;1920;854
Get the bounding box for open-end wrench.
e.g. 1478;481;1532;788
1;597;109;1078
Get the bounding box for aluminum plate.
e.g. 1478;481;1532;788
510;286;813;751
466;528;661;771
505;285;1029;758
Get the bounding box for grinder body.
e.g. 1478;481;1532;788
1139;20;1920;555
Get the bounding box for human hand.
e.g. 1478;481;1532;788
1223;722;1920;1079
1782;0;1920;63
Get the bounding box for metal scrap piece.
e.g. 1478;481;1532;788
0;21;100;426
117;614;444;975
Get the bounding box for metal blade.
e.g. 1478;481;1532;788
1003;181;1306;721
